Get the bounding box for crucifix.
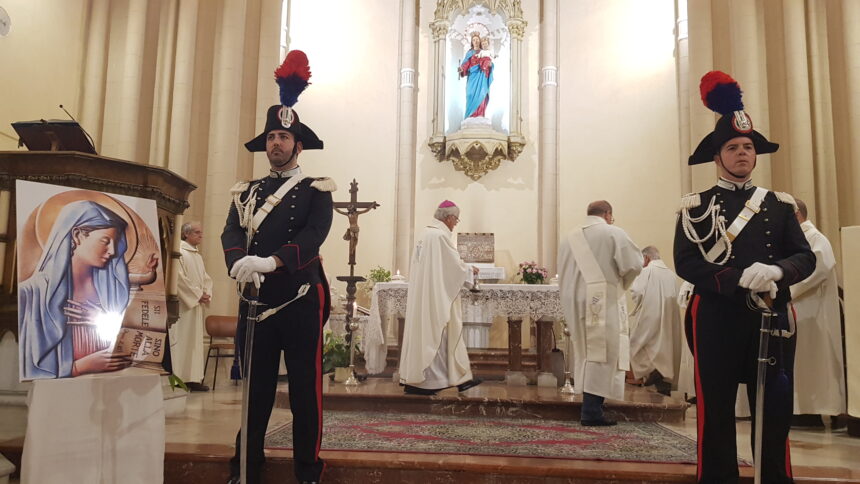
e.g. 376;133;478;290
332;179;379;384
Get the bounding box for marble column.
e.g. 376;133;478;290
202;0;251;318
166;0;199;178
842;0;860;224
686;0;717;192
394;0;418;275
538;0;559;274
79;0;110;152
804;0;840;254
150;0;179;168
781;0;815;206
727;0;772;187
674;0;692;194
101;0;148;161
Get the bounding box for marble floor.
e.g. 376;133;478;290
1;362;859;482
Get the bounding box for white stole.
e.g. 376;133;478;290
567;227;629;370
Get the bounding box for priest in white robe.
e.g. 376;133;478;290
399;201;481;396
790;199;846;422
559;200;643;426
628;246;681;396
169;221;212;392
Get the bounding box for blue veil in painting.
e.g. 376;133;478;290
18;200;130;379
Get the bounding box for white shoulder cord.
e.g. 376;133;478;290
681;195;732;265
233;184;260;231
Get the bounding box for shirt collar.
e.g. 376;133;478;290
180;240;199;252
800;220;815;232
269;165;302;178
717;177;754;191
430;218;452;235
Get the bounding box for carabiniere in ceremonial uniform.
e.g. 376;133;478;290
674;71;815;484
222;50;334;484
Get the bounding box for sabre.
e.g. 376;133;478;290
239;214;263;484
747;291;775;484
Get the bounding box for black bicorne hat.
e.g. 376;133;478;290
244;50;324;153
688;71;778;165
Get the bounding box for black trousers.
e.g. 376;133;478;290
686;294;796;484
230;283;326;483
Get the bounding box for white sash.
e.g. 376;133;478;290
705;187;768;262
250;174;307;232
568;228;609;364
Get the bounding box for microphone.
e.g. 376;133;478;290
58;104;98;154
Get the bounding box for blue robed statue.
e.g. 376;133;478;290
458;33;495;119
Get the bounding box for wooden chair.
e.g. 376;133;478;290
204;315;238;388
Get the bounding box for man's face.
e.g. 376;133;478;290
266;130;302;168
715;136;756;181
185;224;203;247
444;214;460;231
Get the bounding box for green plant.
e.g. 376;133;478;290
322;329;360;374
168;374;189;392
367;266;392;283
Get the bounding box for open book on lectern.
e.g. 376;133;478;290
11;119;97;154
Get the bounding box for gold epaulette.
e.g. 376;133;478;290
310;177;337;192
230;181;250;194
679;192;701;212
774;191;798;211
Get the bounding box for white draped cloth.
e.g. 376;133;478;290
398;219;473;389
791;220;846;415
168;241;212;383
628;260;682;382
558;216;642;401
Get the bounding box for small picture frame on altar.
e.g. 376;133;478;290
457;232;494;263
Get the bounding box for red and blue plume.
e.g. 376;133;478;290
699;70;744;116
274;50;311;107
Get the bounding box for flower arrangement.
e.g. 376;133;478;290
322;329;360;374
517;260;548;284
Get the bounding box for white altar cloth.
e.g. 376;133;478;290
365;282;562;374
21;371;165;484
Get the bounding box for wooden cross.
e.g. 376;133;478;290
333;179;380;272
333;179;379;324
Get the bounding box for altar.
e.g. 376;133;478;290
365;282;562;382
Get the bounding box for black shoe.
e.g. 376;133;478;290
643;369;664;387
581;417;617;427
187;382;210;392
403;384;440;396
791;414;825;428
457;378;483;392
655;380;672;397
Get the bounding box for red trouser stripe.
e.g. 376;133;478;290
314;283;325;460
690;295;704;481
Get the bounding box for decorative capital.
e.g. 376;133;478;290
430;20;450;41
507;19;526;39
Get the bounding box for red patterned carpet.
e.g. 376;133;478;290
265;410;711;464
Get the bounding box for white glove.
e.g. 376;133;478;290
230;256;277;284
739;262;783;293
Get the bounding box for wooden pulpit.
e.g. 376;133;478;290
0;151;196;336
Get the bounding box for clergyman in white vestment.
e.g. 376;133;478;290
628;246;682;395
398;201;481;395
169;221;213;391
790;199;846;421
558;200;643;425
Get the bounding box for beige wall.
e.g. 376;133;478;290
286;0;400;301
0;0;89;150
558;0;681;264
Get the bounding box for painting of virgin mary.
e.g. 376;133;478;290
18;200;134;379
